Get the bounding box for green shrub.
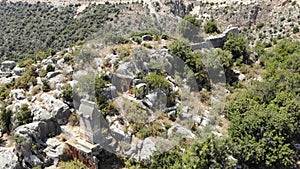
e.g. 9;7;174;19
103;33;126;45
256;22;265;29
0;108;12;132
204;20;220;34
132;36;142;44
42;79;51;92
117;45;130;59
46;64;55;72
39;69;47;77
62;84;73;102
14;65;38;89
161;33;169;40
293;26;299;33
13;104;33;127
0;2;121;61
145;72;170;90
58;159;88;169
18;59;34;68
223;33;248;62
136;122;164;139
0;83;13;101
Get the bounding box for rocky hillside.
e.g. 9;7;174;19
0;0;299;169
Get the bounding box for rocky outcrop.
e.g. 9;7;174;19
0;147;21;169
44;137;68;166
10;89;25;100
1;61;16;71
14;121;61;168
167;124;195;139
32;93;71;124
124;137;157;161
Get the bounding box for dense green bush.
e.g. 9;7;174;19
128;136;235;169
223;33;248;62
14;65;38;89
0;107;12;132
42;79;51;92
168;40;211;89
13;104;33;127
145;72;170;90
293;26;299;33
0;83;13;101
62;84;73;102
204;20;220;34
256;22;265;29
46;64;55;72
225;39;300;168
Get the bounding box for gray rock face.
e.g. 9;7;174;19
48;74;67;90
139;138;157;160
143;91;167;110
102;85;117;100
46;70;61;79
56;58;65;69
238;74;246;81
168;124;195;139
7;99;30;113
65;66;73;74
124;138;157;161
0;147;20;169
201;110;211;127
13;66;25;76
34;93;70;124
42;58;53;65
191;27;239;50
15;121;60;142
1;61;16;71
110;121;126;139
10;89;25;100
0;76;15;84
44;138;67;165
14;121;60;168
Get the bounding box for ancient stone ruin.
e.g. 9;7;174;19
66;100;105;169
191;27;239;50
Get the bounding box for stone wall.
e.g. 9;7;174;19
191;27;239;50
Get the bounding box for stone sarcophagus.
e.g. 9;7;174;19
78;99;105;144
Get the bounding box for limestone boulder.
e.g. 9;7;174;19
13;66;25;76
142;91;167;110
167;124;195;139
10;89;25;100
46;70;61;79
44;137;67;165
1;61;16;71
15;121;60;141
48;74;67;90
139;138;157;160
56;58;65;69
36;93;71;125
0;147;20;169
